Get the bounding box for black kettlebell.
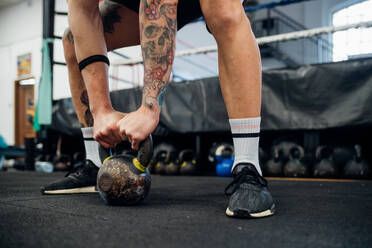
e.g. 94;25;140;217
152;143;176;175
165;161;180;175
283;145;308;177
154;151;167;175
313;146;338;178
178;149;197;175
274;140;298;162
343;145;370;179
264;146;283;177
164;146;179;175
333;146;354;168
97;136;153;205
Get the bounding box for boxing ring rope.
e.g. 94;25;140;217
112;20;372;67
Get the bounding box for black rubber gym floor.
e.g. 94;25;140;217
1;171;371;248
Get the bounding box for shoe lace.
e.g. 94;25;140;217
224;167;268;196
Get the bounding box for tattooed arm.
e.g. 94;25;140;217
141;0;177;110
117;0;177;150
67;0;123;148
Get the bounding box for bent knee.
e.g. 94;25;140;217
202;1;246;36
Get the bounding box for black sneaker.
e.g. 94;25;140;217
225;163;275;218
40;160;99;194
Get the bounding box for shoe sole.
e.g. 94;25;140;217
226;204;275;218
42;186;98;195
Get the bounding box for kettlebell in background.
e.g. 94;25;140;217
215;144;234;177
152;142;177;175
273;139;298;162
96;136;153;206
343;145;370;179
283;145;308;177
264;145;283;177
178;149;198;175
154;151;168;175
333;146;354;169
165;151;180;175
208;142;232;165
313;146;338;178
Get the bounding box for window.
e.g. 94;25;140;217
332;0;372;61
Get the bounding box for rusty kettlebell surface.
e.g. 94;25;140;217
97;136;153;205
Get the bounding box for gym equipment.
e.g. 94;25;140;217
215;144;234;177
164;146;179;175
283;145;308;177
264;145;283;177
152;143;177;175
313;146;338;178
178;149;197;175
343;145;370;179
263;139;297;177
333;146;354;168
208;142;231;164
154;152;167;175
96;136;153;205
274;140;298;162
165;161;180;175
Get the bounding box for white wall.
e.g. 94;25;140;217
0;0;42;145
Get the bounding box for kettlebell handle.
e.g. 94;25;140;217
272;146;281;161
316;146;333;160
354;144;362;162
136;135;153;166
99;135;153;167
289;145;304;160
178;149;195;163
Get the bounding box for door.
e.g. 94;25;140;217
14;78;36;146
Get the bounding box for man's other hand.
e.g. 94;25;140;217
117;105;160;150
93;110;126;148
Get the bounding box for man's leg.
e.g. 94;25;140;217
41;1;140;194
200;0;275;218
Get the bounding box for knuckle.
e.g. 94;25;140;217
101;130;109;136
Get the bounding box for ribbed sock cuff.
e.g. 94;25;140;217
81;127;94;138
81;127;101;167
229;117;262;175
229;117;261;134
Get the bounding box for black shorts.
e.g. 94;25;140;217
109;0;203;30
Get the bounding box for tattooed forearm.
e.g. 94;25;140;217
140;0;177;109
144;25;162;39
63;28;74;44
80;90;94;126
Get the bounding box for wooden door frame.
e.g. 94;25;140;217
14;76;36;146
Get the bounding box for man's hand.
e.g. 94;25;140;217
117;104;160;150
93;110;126;148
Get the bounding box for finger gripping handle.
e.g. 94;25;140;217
99;135;153;166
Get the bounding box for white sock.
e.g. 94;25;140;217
229;117;262;175
81;127;102;168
